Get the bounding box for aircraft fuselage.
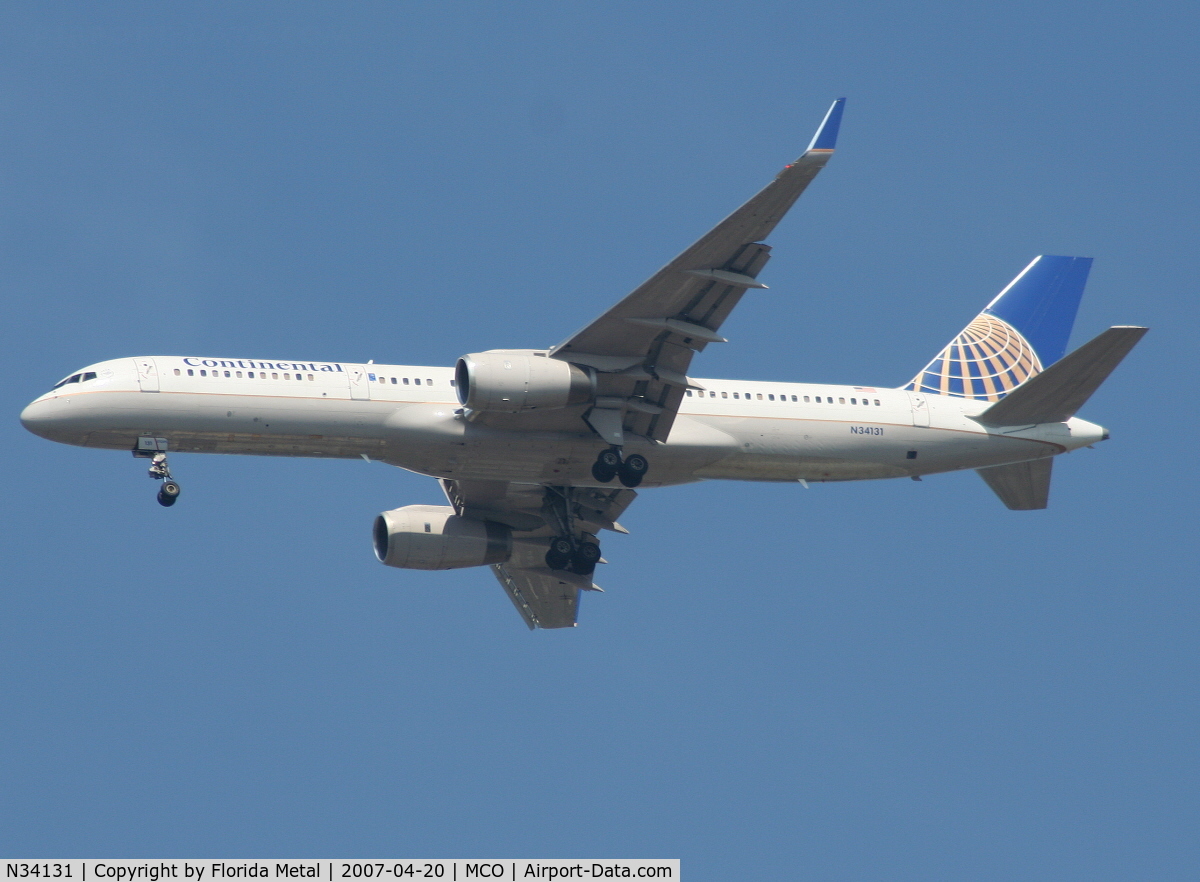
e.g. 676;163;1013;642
20;355;1105;488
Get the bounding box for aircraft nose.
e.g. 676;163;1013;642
21;398;48;435
20;396;68;440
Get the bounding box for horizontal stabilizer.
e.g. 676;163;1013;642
977;458;1053;510
976;326;1147;426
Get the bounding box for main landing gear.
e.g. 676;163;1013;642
541;486;604;577
590;447;648;488
544;535;602;576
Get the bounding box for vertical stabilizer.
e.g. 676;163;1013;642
906;256;1092;401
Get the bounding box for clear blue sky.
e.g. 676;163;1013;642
2;2;1197;878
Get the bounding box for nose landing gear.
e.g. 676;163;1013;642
590;447;649;488
135;438;182;507
149;453;182;507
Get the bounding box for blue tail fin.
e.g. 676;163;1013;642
905;256;1092;401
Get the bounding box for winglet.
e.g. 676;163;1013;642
806;98;845;152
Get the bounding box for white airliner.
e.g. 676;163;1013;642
21;99;1146;629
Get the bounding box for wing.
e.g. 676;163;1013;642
441;478;637;629
490;564;590;631
549;98;845;444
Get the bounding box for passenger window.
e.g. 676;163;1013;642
757;393;763;400
733;392;739;399
874;399;880;406
721;391;728;399
804;396;810;402
426;379;432;385
272;373;278;380
850;398;856;404
200;370;207;377
768;394;774;401
223;371;229;377
308;374;314;381
839;397;845;404
710;391;716;398
791;395;797;402
187;369;194;376
391;377;397;384
403;378;410;385
685;390;692;397
173;369;180;376
415;378;421;385
236;371;243;378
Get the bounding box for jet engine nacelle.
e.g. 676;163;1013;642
455;349;593;413
373;504;512;570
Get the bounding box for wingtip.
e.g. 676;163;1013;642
806;97;845;152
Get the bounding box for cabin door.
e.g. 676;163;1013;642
135;357;160;392
348;366;372;401
907;392;930;427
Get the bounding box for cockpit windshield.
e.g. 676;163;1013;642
51;371;97;390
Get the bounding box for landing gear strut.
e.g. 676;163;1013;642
590;447;649;488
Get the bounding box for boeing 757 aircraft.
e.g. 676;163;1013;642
21;100;1147;629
